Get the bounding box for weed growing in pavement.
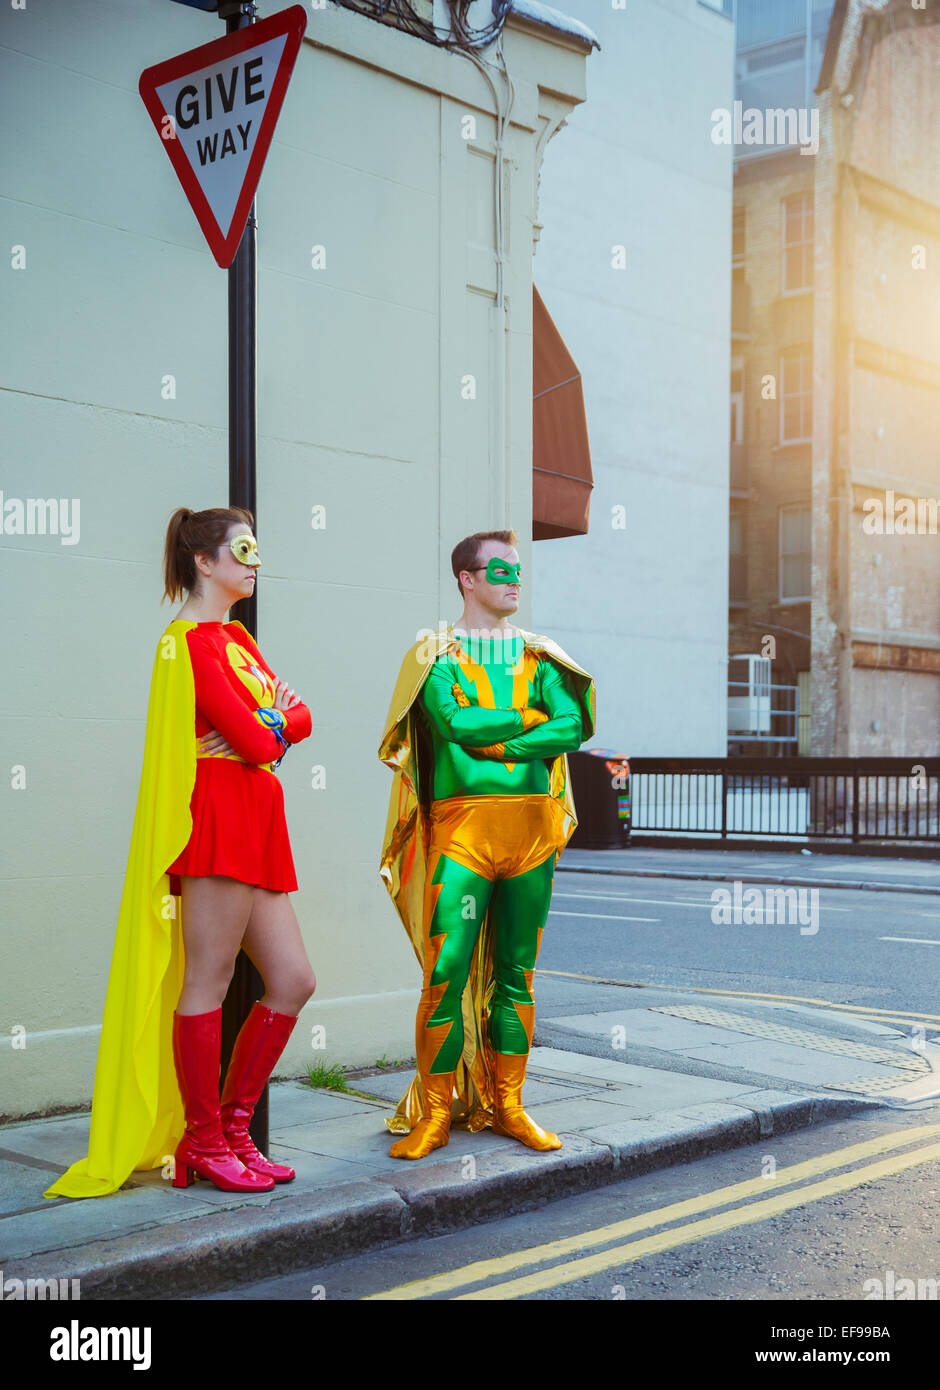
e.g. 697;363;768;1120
304;1061;351;1091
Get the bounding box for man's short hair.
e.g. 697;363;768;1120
451;529;518;598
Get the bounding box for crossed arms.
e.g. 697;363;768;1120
188;628;312;765
420;655;584;762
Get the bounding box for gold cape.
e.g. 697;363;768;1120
378;625;596;1135
44;618;257;1199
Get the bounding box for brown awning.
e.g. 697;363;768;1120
532;284;593;540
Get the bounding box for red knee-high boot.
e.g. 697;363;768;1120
220;1002;299;1182
172;1009;275;1192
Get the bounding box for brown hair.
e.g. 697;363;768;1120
451;529;518;597
162;506;255;604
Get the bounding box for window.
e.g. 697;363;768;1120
746;39;805;72
735;2;837;114
780;347;812;443
779;505;811;601
782;193;813;292
735;40;806;126
797;670;811;754
731;366;744;444
730;511;747;604
730;514;745;555
738;0;808;47
732;207;746;265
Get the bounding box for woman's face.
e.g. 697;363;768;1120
197;522;259;604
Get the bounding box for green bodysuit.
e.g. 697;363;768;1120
413;630;585;1070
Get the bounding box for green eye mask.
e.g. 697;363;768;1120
230;534;261;567
484;558;521;584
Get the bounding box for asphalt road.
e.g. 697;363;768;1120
540;870;940;1018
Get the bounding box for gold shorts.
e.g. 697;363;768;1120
428;794;566;881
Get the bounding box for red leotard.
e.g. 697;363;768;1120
166;622;311;894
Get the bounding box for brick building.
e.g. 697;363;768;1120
729;0;940;756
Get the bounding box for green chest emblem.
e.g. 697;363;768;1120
453;635;534;710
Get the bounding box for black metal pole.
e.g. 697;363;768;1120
219;0;267;1153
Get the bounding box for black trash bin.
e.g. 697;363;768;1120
567;749;631;849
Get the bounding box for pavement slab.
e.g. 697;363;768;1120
526;1046;760;1108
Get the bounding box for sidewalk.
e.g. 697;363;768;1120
560;845;940;895
5;970;940;1299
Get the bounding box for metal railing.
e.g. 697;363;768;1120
627;758;940;844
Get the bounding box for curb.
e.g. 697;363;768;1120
557;864;940;896
11;1092;871;1299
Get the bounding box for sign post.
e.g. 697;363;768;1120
140;2;308;1153
222;0;265;1162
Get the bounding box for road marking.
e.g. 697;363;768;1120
365;1125;940;1300
532;969;940;1026
880;936;940;946
558;872;926;912
552;892;713;906
553;891;850;913
457;1140;940;1299
547;911;659;923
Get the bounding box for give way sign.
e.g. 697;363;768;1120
139;6;307;267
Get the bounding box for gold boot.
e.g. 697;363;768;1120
389;980;456;1160
388;1069;455;1159
491;1052;561;1151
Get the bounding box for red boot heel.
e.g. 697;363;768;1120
172;1160;194;1189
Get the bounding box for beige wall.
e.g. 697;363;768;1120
0;0;592;1115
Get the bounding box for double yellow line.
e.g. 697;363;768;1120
366;1124;940;1300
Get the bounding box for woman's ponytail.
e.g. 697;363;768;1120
161;506;254;605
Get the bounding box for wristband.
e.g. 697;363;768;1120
255;706;289;770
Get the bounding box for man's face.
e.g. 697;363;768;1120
460;541;521;616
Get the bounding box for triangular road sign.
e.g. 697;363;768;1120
139;6;307;267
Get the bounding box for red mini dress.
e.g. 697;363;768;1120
166;622;312;895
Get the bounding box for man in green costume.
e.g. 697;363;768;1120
378;529;595;1159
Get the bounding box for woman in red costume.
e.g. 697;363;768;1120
165;507;316;1193
45;507;316;1200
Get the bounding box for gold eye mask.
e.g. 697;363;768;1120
230;534;261;567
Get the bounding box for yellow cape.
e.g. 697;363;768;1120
378;624;596;1135
44;618;230;1199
